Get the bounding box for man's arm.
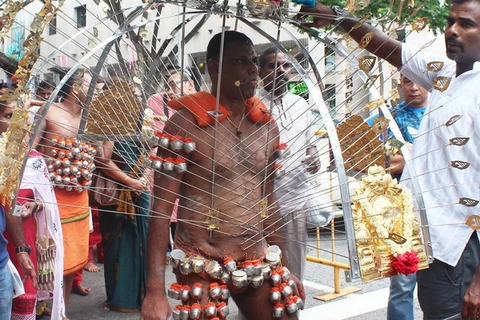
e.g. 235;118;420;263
299;2;403;68
32;105;47;150
304;146;321;174
264;128;306;299
462;265;480;319
5;210;37;287
140;112;190;320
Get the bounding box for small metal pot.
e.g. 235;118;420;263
231;270;248;289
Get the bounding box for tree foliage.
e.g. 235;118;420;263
318;0;450;35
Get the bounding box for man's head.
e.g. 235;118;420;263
207;31;259;100
445;0;480;73
166;71;197;100
49;67;92;104
399;75;428;108
259;47;292;96
0;101;14;135
0;83;8;96
36;80;55;101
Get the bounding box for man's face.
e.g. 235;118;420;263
75;73;92;104
399;76;428;108
166;73;196;99
37;87;54;101
0;104;14;134
212;42;259;100
445;2;480;68
259;52;292;94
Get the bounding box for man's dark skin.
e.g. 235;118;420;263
299;1;480;318
141;34;305;320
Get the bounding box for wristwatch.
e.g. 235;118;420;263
15;245;32;255
331;5;346;17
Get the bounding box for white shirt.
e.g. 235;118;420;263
257;88;316;213
401;44;480;266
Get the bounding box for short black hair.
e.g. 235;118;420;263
259;46;280;69
451;0;476;3
37;80;55;92
206;31;254;62
49;66;85;99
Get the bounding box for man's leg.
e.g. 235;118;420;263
64;273;75;305
232;281;299;320
418;233;480;319
283;211;307;281
71;269;91;295
387;273;416;320
0;264;13;320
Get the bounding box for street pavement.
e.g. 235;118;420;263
58;230;423;319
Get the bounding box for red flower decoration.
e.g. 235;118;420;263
391;251;419;275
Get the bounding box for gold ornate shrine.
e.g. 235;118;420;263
352;165;428;282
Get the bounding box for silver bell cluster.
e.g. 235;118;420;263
153;132;196;155
144;156;187;174
48;137;96;192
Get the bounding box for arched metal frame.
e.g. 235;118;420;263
19;0;432;282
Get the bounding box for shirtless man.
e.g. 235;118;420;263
140;31;304;320
33;68;94;314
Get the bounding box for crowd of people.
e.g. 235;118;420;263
1;0;480;319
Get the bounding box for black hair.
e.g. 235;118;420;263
48;66;86;99
259;46;280;69
185;67;201;91
206;31;254;62
37;80;55;92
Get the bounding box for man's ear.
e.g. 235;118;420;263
207;58;218;80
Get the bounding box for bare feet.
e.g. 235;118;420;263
83;262;101;272
103;301;110;311
72;283;91;296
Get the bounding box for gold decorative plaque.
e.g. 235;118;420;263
352;165;428;282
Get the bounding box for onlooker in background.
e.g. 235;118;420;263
299;1;480;318
386;75;428;320
147;64;179;131
96;138;150;312
29;80;56;125
258;47;329;281
0;99;40;320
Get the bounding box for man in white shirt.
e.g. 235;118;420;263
298;1;480;318
258;47;328;281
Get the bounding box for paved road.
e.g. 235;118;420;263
59;230;422;319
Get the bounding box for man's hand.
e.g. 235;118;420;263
140;294;171;320
297;3;337;28
21;201;41;219
461;268;480;320
303;147;321;174
290;273;306;302
17;253;37;289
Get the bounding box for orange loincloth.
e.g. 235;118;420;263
55;188;90;275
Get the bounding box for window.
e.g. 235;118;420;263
49;14;57;35
75;5;87;28
325;84;336;109
325;47;336;72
